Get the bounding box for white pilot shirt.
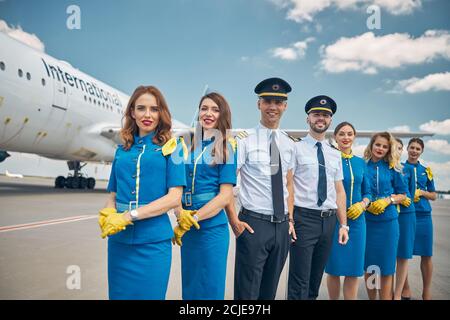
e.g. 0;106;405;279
293;134;343;210
237;122;296;216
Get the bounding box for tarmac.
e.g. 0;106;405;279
0;175;449;300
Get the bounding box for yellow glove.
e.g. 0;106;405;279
401;197;412;207
414;189;421;203
172;225;188;246
347;202;365;220
98;207;117;230
178;209;200;231
101;211;132;239
366;199;390;215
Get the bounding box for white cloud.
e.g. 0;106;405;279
394;72;450;93
271;37;315;61
0;19;45;52
269;0;422;23
420;119;450;135
389;125;411;132
320;30;450;74
425;139;450;155
421;160;450;191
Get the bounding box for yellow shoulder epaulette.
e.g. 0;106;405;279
236;131;248;140
162;137;188;160
426;166;433;181
228;137;237;152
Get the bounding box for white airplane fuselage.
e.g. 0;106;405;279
0;33;188;164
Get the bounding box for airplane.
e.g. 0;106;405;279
0;32;434;189
5;169;23;179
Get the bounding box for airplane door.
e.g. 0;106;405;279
52;79;68;113
38;79;69;153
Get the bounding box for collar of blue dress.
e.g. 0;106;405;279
134;131;156;144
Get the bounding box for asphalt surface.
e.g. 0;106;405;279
0;176;448;299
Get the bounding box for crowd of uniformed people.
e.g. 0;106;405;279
98;78;437;300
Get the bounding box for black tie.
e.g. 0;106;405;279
270;132;285;221
316;141;327;207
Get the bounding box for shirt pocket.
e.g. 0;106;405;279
297;156;316;170
325;160;339;178
247;147;269;164
281;148;293;169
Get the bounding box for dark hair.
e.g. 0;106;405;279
408;137;424;150
395;138;403;147
334;121;356;136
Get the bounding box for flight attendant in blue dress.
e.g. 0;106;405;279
325;122;372;300
98;85;186;300
393;138;416;300
173;92;237;300
402;138;437;300
363;132;407;300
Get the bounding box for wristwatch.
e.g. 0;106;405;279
390;196;395;204
130;209;139;222
340;224;350;231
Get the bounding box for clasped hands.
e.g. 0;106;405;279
172;209;200;246
98;207;132;239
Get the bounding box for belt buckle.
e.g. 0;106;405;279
184;192;192;207
128;200;137;212
320;210;329;218
270;215;282;223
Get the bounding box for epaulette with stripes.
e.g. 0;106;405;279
288;134;301;142
236;131;249;140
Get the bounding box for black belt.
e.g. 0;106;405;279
240;207;288;223
295;206;337;218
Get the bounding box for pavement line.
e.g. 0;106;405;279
0;215;97;233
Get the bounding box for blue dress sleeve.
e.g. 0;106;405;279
106;148;119;193
426;169;436;193
393;169;408;195
361;162;372;201
218;142;237;186
166;138;187;188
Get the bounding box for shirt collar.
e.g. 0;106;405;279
134;131;156;144
256;122;279;140
304;133;326;146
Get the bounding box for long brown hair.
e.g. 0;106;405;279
120;86;172;150
364;131;402;172
193;92;232;164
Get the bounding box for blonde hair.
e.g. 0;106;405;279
364;132;403;172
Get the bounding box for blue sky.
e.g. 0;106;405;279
1;0;450;189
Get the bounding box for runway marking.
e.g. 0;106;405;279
0;215;97;233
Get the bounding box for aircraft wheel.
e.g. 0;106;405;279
55;176;66;188
87;177;96;190
79;177;88;189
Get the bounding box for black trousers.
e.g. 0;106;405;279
288;206;337;300
234;211;290;300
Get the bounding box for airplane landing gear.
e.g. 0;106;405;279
54;161;96;189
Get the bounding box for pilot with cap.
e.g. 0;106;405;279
225;77;298;300
287;95;349;300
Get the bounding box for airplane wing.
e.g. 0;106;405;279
232;129;434;139
100;126;122;145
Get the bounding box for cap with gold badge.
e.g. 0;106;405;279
254;77;292;101
305;95;337;115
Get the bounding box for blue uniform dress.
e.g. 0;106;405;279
407;161;436;257
397;163;416;259
106;132;186;300
326;154;371;277
364;160;408;276
180;138;237;300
